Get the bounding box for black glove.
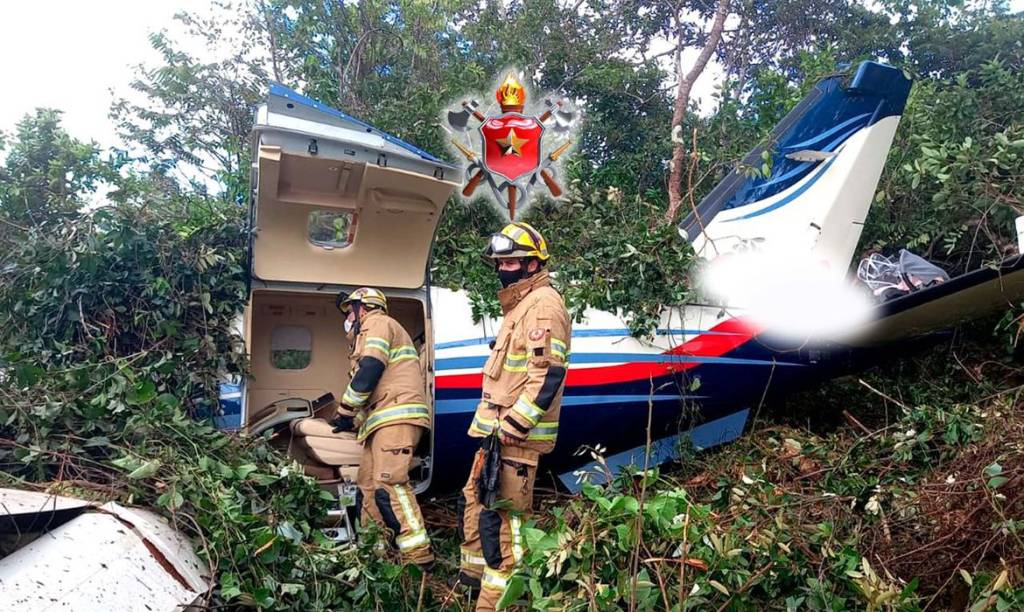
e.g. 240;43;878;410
329;415;356;433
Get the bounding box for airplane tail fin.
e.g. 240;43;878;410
679;61;912;280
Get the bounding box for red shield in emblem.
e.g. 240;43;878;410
480;114;543;182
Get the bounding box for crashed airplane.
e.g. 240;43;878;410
217;60;1024;499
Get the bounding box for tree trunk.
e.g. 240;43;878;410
258;0;282;83
665;0;730;223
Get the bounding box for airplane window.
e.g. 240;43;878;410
271;325;312;369
308;209;355;249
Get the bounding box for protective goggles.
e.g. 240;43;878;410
488;233;519;255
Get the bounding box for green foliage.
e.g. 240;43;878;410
0;189;425;608
501;366;1021;610
0;108;108;225
433;190;694;334
503;472;916;610
110;8;267;202
864;53;1024;270
532;189;693;334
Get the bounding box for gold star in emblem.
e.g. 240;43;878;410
496;128;528;156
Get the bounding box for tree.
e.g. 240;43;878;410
666;0;731;222
0;109;106;228
110;6;267;203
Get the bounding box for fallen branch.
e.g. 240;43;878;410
843;410;873;436
857;379;909;411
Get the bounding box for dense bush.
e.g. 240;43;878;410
501;362;1023;610
0;199;430;609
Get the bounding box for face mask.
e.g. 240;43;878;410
344;303;360;338
498;267;527;288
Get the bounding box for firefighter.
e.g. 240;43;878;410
332;287;433;566
455;222;571;610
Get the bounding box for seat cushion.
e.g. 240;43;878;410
291;418;363;466
291;417;349;439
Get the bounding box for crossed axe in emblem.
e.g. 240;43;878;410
448;97;575;216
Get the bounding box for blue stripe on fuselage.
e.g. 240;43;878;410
435;352;804;371
434;393;695;414
434;327;743;351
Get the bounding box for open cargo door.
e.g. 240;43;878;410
250;84;459;290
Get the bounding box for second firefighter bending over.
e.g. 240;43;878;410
456;222;571;610
333;287;433;566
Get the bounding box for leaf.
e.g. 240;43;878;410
610;495;639;514
219;572;242;600
236;463;259;479
280;583;304;596
987;476;1009;489
523;527;556;553
155;393;179;409
14;364;44;386
128;459;161;479
709;579;730;595
984;462;1003;478
496;575;525;609
83;436;111;448
111;455;141;471
125;379;157;405
157;489;184;510
275;521;303;543
529;578;543;600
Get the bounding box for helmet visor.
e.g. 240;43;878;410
336;292;351;313
486;233;518;257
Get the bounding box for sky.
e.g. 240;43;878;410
1;1;1022;153
0;1;210;149
0;0;724;149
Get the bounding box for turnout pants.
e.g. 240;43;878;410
458;446;539;611
356;423;433;565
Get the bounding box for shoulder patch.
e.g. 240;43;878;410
529;328;546;341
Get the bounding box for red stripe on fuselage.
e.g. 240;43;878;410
435;318;757;390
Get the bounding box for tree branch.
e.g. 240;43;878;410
665;0;731;222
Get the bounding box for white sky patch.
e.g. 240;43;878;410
0;1;211;148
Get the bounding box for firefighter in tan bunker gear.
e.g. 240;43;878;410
334;287;433;566
456;223;571;610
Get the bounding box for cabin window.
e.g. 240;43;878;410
271;325;312;370
308;209;355;249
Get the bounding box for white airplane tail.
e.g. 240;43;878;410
679;62;913;281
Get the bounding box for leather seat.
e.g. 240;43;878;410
249;397;313;435
288;418;363;482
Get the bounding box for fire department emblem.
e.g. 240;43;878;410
447;72;577;220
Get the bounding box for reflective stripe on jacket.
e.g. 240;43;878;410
343;310;430;440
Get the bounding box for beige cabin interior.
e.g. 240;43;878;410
245;290;430;482
245;290;428;418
